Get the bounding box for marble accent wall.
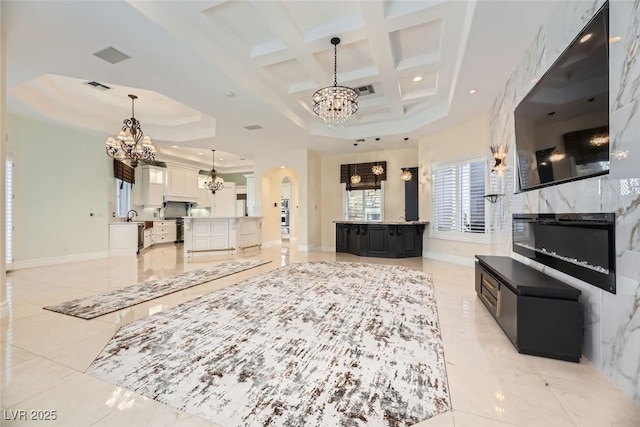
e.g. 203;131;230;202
489;0;640;403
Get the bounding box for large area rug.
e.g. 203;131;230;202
44;259;270;319
87;261;451;426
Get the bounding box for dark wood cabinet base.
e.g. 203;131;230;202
475;256;583;363
336;223;425;258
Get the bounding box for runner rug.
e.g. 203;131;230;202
44;259;270;320
87;261;451;426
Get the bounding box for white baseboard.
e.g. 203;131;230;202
11;251;109;270
423;251;475;267
297;245;310;252
262;240;282;249
319;246;335;252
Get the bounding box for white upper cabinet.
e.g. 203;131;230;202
141;165;165;207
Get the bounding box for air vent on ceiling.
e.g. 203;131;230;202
244;125;263;131
86;81;111;91
93;47;130;64
355;85;375;96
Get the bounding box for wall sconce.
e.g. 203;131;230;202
490;143;508;174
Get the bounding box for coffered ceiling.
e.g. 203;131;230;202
3;0;556;171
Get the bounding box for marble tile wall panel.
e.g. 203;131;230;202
489;0;640;403
544;0;607;66
610;100;640;179
610;0;640;112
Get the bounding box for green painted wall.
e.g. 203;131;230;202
218;173;247;185
7;114;110;263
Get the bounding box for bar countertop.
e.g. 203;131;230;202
333;220;429;225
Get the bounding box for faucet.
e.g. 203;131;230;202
126;209;138;222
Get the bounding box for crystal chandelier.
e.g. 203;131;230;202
105;94;156;169
203;149;224;194
371;164;384;176
312;37;358;126
350;164;362;184
400;169;413;181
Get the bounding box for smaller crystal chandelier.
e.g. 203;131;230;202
203;149;224;194
549;151;566;162
350;142;361;184
400;169;413;181
312;37;358;126
105;94;156;169
590;133;609;146
400;137;413;181
371;164;384;176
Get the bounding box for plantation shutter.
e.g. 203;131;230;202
433;166;456;232
6;159;13;266
460;160;486;233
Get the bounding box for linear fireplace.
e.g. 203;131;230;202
512;213;616;293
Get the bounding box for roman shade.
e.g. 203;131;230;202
340;161;387;190
113;159;135;184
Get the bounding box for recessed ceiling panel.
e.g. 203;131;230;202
284;1;363;40
202;2;280;51
263;58;311;88
390;19;443;66
399;71;438;97
313;39;374;76
384;0;445;19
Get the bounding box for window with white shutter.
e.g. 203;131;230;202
6;158;13;268
432;156;489;242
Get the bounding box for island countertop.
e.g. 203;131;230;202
333;220;429;225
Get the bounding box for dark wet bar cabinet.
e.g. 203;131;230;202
475;255;582;362
334;221;428;258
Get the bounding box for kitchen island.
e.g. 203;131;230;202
183;216;262;259
334;220;429;258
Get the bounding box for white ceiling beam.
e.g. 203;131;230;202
357;2;404;119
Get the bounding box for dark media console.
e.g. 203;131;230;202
475;255;582;362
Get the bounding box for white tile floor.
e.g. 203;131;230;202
1;244;639;426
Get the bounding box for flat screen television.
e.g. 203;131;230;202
514;2;609;192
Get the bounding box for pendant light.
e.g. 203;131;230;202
350;143;361;184
371;137;384;176
400;137;413;181
203;149;224;194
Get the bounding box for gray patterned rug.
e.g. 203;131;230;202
87;261;451;426
44;259;270;319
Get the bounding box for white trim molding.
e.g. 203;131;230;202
11;251;109;270
0;300;9;319
423;251;475;267
261;240;282;249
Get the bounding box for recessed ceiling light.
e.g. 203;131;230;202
198;152;203;155
280;166;285;169
172;145;178;148
580;33;592;43
219;158;224;161
412;76;422;82
469;89;477;94
225;91;236;97
609;36;621;43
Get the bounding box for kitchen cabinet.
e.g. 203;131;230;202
153;220;177;244
183;216;262;259
165;165;199;202
109;223;139;256
334;221;427;258
212;182;236;217
475;256;582;362
143;228;153;249
141;165;165;207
